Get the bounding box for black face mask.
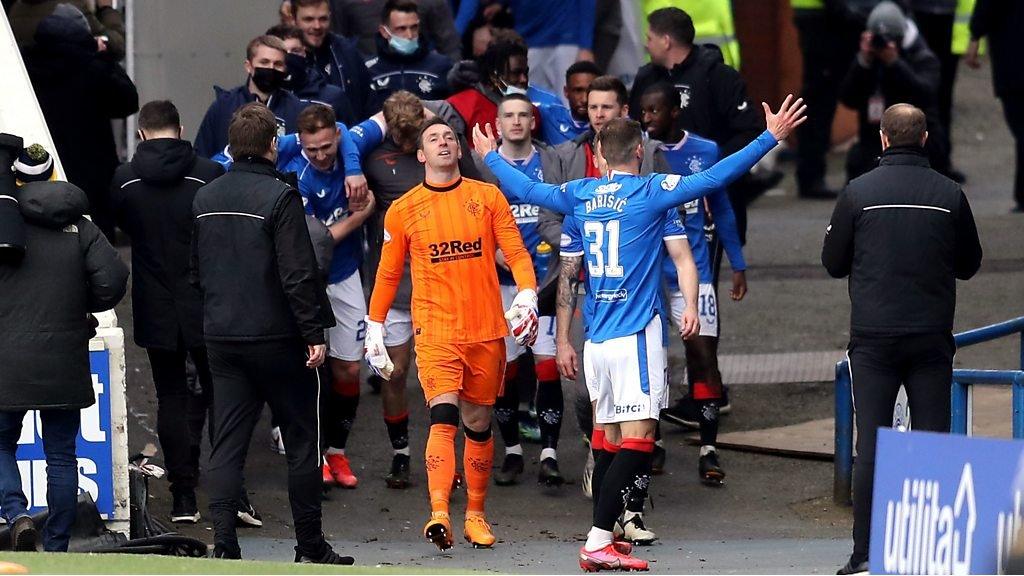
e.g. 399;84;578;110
284;53;308;90
251;67;287;94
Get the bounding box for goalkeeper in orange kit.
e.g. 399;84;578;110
365;117;538;551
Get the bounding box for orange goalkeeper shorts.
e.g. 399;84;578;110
415;338;507;405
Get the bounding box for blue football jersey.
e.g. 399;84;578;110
564;209;685;337
495;148;546;285
658;132;746;287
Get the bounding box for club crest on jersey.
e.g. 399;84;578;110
661;174;681;191
465;198;483;217
677;84;692;109
417;76;434;94
687;155;704;173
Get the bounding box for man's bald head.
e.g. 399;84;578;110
880;103;927;149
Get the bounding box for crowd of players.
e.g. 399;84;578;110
118;0;794;570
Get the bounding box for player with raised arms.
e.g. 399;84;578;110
471;95;806;571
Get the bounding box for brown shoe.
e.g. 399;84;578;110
12;516;37;551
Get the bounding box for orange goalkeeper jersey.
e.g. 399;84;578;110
368;176;537;344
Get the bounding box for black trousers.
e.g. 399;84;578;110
146;342;213;494
206;340;324;555
848;332;954;561
1001;90;1024;210
793;10;860;193
913;12;959;140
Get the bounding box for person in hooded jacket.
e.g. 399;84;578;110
22;3;139;241
0;133;129;553
109;100;224;525
365;0;453;102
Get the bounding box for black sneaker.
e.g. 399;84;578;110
699;448;725;487
719;386;732;415
385;453;411;489
211;544;242;559
651;445;666;475
661;397;700;429
493;453;524;486
836;556;868;575
537;457;565;486
236;494;263;527
171;490;201;523
11;515;37;551
295;543;354;565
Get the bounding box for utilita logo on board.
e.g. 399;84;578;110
997;490;1023;574
881;464;977;575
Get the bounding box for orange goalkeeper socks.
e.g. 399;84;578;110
463;428;494;515
425;423;457;514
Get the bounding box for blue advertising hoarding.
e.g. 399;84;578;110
871;428;1024;574
5;349;117;519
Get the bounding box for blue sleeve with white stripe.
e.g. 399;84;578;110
650;130;777;213
348;118;385;159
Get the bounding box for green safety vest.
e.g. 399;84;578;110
642;0;741;70
951;0;982;55
790;0;825;9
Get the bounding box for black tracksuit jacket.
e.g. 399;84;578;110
822;146;983;337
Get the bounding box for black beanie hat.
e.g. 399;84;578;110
14;144;54;184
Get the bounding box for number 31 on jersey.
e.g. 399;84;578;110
584;220;623;278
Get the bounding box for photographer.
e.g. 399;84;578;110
839;1;950;181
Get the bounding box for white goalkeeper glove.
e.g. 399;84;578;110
504;288;539;347
363;316;394;380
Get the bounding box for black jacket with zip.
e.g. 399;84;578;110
822;146;982;337
111;138;224;350
191;157;334;345
0;181;128;410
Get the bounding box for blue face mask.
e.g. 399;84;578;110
387;31;419;55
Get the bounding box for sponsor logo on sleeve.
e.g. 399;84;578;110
661;174;681;191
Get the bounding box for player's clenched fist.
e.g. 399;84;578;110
363;316;394;380
505;288;539;346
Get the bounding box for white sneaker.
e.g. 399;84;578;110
582;446;595;499
269;426;286;455
615;511;658;546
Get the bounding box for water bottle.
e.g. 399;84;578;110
534;241;552;280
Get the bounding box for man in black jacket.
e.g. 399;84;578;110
822;104;982;575
839;1;950;181
191;104;346;564
110;100;224;525
0;134;129;552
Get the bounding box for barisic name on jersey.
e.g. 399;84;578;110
585;183;628;213
429;237;483;263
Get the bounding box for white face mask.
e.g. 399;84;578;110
496;77;528;97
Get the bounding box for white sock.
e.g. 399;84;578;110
325;447;345;456
584;527;614;552
505;444;523;456
699;445;716;457
540;447;557;461
394;446;410;456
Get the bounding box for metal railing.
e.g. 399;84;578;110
833;316;1024;504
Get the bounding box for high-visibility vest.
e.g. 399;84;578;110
642;0;741;70
790;0;825;9
951;0;982;55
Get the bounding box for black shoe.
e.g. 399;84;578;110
798;186;839;200
171;490;201;523
719;386;732;415
11;516;37;551
651;445;666;475
236;494;263;527
699;448;725;487
661;397;700;429
366;374;383;395
211;544;242;559
537;457;565;486
385;453;411;489
493;453;524;486
836;556;868;575
295;543;354;565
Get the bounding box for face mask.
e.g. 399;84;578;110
284;53;307;89
386;29;419;55
251;67;287;94
496;77;528;97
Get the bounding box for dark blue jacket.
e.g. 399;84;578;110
194;83;306;159
309;32;376;120
365;34;453;101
